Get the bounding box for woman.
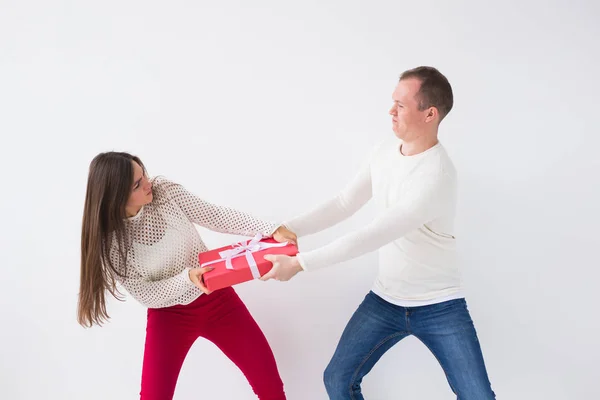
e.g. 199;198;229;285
77;151;294;400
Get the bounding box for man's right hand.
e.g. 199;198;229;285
189;266;214;294
273;225;298;247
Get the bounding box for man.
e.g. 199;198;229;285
262;66;495;399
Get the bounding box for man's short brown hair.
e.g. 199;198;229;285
400;66;453;121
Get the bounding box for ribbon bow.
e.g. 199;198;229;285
200;234;288;279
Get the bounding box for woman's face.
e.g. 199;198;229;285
126;161;153;215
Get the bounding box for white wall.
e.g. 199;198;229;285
1;1;599;399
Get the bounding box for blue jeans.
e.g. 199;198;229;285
324;292;495;399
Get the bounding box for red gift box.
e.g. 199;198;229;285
198;234;298;292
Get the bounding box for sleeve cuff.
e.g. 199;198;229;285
281;221;304;238
295;253;309;271
182;267;196;287
266;223;281;237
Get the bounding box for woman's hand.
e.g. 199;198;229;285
189;266;214;294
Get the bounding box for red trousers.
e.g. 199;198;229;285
140;287;286;399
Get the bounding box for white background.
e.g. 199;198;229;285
1;1;599;399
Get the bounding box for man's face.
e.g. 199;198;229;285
389;78;430;140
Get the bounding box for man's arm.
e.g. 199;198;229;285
261;171;454;280
283;152;374;238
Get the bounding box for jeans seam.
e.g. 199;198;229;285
348;331;406;400
413;334;457;396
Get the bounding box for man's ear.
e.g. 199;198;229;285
425;106;438;123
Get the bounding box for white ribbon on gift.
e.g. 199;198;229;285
200;234;289;279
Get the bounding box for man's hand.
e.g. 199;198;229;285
260;254;303;281
272;225;298;246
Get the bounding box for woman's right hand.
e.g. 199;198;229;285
188;266;214;295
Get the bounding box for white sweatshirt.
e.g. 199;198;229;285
284;137;464;306
108;177;277;308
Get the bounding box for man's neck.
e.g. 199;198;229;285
400;134;439;156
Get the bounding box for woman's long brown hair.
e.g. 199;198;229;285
78;152;146;327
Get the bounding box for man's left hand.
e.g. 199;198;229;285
260;254;303;281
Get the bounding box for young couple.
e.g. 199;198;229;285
77;66;495;399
